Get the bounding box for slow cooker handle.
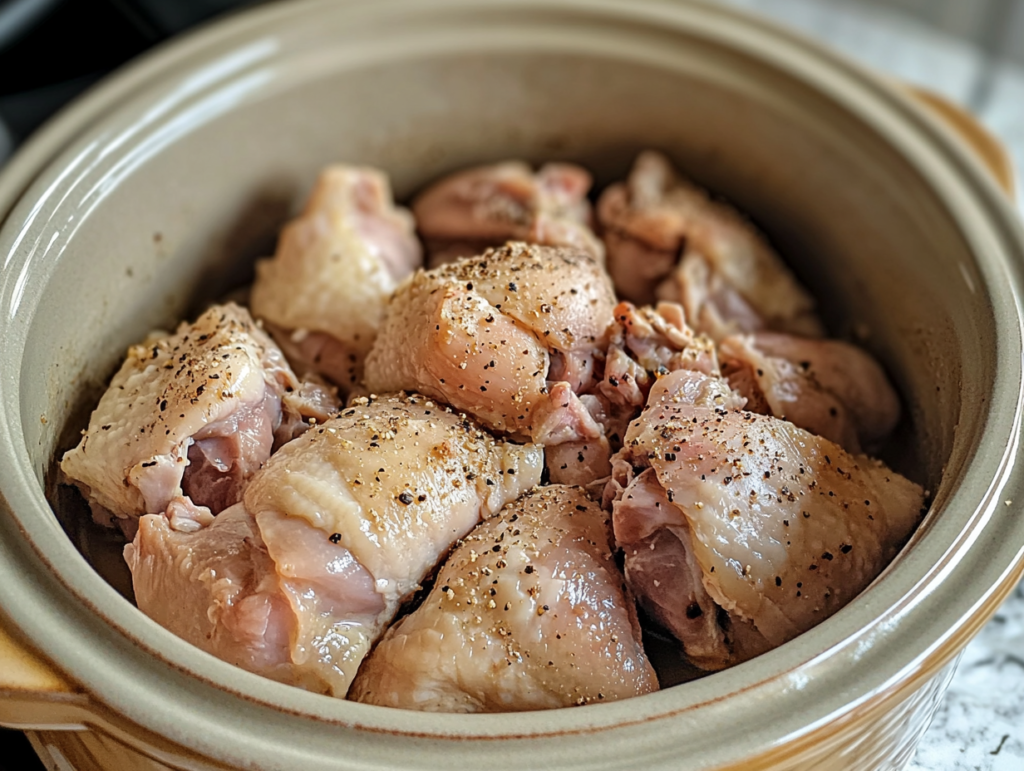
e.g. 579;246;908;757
0;85;1015;733
0;619;90;729
903;84;1017;198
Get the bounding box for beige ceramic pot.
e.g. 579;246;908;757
1;1;1023;769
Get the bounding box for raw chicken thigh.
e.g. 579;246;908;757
719;332;901;454
413;161;604;266
597;151;822;340
127;393;542;696
61;303;338;531
609;368;924;669
365;242;616;445
250;165;422;392
349;486;658;711
65;149;929;710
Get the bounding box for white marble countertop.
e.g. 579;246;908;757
714;1;1024;768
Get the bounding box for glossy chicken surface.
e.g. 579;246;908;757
61;303;338;531
350;486;658;711
364;242;616;442
610;369;924;668
66;153;930;710
413;161;604;266
719;332;900;454
128;393;542;696
598;151;823;340
250;166;422;391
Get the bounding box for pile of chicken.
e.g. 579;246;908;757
61;153;924;711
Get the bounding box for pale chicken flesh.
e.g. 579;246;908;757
597;151;823;339
718;332;901;454
66;151;930;709
364;242;616;443
60;303;338;531
413;161;604;266
250;165;422;391
609;368;924;669
127;393;543;696
349;486;658;711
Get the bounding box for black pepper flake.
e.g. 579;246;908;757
775;576;782;587
840;544;853;554
822;551;834;561
329;533;342;544
398;492;414;505
508;282;518;292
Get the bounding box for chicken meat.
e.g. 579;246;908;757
127;392;543;697
250;165;422;392
61;303;338;532
718;332;901;454
609;368;924;669
349;485;658;711
597;151;822;339
413;161;604;266
364;242;616;446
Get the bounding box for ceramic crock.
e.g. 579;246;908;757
1;2;1023;770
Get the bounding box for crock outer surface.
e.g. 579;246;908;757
1;1;1024;769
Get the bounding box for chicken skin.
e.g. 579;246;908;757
609;369;924;669
719;332;901;454
127;393;543;697
349;486;658;711
413;162;604;266
597;151;822;340
250;166;422;391
61;303;338;532
364;242;616;444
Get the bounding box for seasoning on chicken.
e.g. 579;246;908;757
60;303;339;532
126;393;542;697
364;242;616;444
719;332;901;454
597;151;822;339
609;368;924;669
349;486;658;711
413;161;604;266
250;166;422;392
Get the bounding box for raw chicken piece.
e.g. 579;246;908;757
364;242;616;442
597;151;822;339
125;499;304;686
250;166;422;391
128;393;542;697
718;332;900;454
61;303;338;530
413;161;604;266
609;368;924;668
598;301;719;412
349;486;658;711
545;301;722;488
